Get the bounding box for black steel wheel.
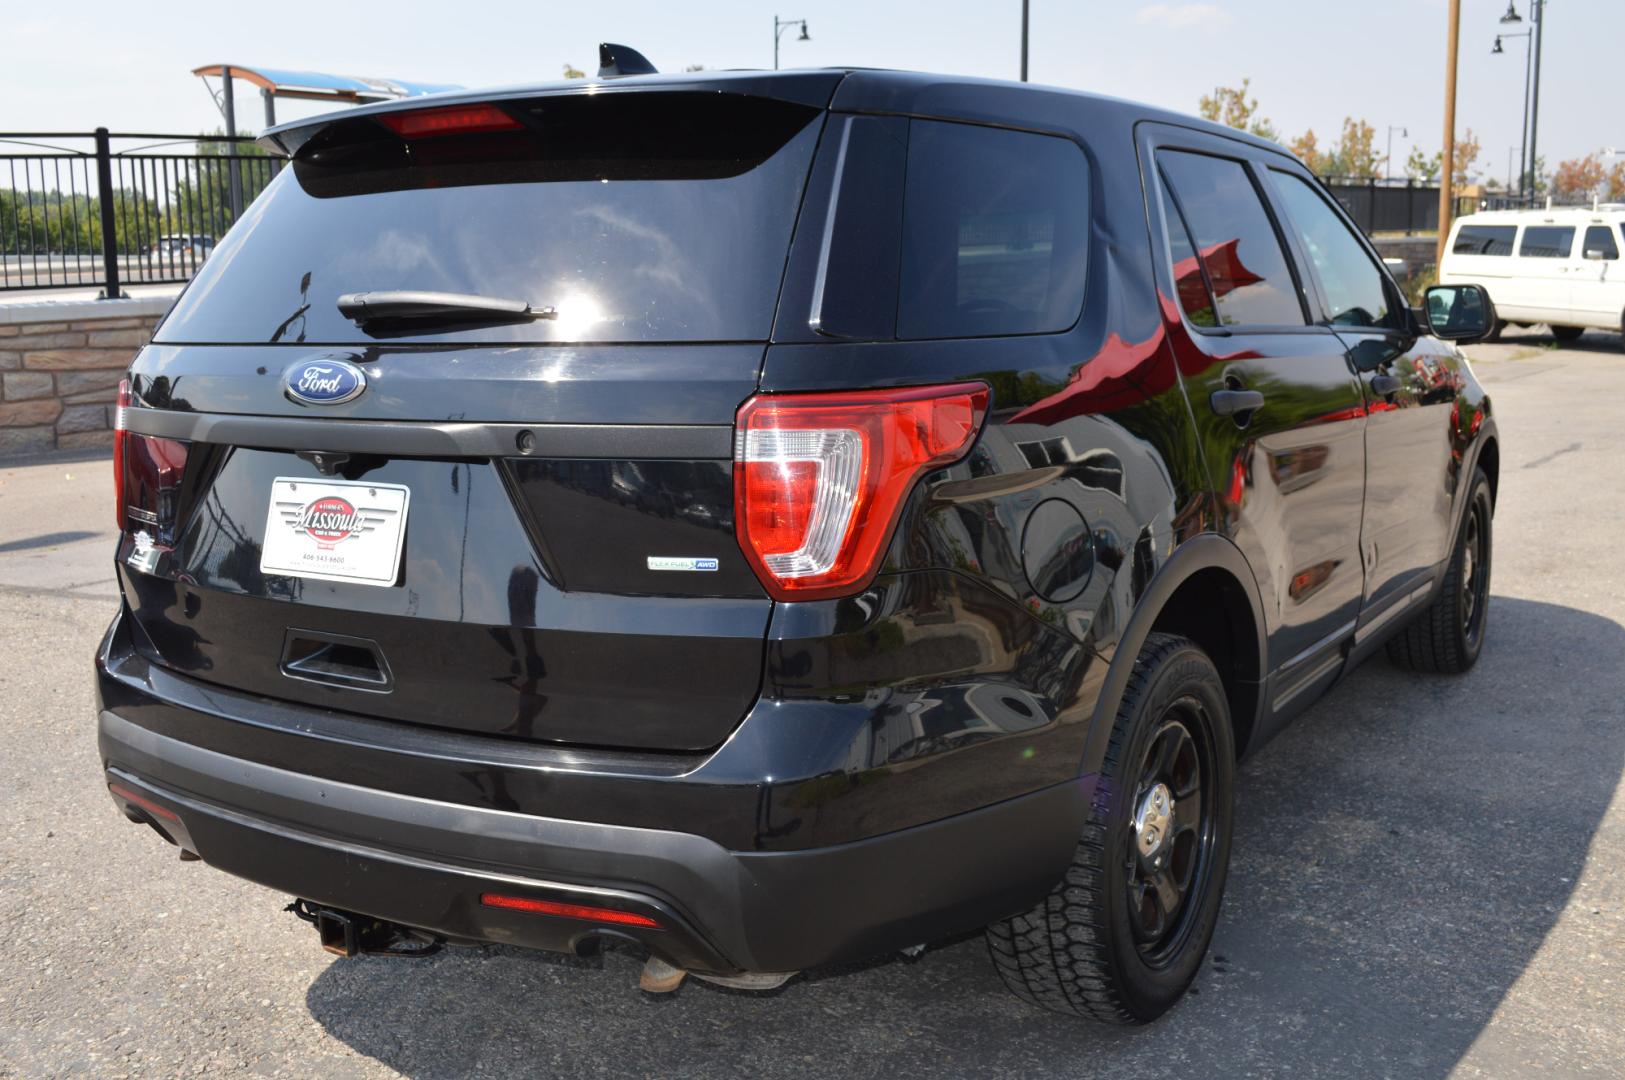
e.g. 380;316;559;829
986;633;1234;1024
1387;467;1494;674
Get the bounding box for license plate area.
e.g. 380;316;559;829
258;477;410;586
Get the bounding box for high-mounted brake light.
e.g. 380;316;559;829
377;103;523;139
735;382;989;602
480;893;661;928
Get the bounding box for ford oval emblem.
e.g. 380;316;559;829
283;357;367;406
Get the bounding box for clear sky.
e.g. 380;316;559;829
5;0;1618;178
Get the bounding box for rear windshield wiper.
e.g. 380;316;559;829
336;290;558;329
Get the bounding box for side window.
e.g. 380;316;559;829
1519;226;1575;259
1158;178;1218;326
1270;170;1394;329
896;121;1089;340
1158;150;1304;327
1453;224;1517;256
1583;225;1620;260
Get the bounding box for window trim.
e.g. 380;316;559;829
1264;165;1405;335
1151;146;1317;337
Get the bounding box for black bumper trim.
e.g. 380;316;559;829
99;708;1087;974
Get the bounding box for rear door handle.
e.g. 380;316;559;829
1370;374;1402;396
1210;389;1266;417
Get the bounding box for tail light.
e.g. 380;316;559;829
114;381;190;543
734;382;988;601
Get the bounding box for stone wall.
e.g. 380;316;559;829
0;295;174;457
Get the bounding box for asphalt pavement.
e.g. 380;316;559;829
1;329;1622;1079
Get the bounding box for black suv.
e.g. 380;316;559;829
98;60;1500;1024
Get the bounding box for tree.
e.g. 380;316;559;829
1450;128;1482;193
1326;117;1381;178
1609;161;1625;202
1406;146;1441;182
1289;129;1324;173
1198;79;1278;142
1552;153;1606;202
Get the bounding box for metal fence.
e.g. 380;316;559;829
0;130;282;297
1319;176;1489;237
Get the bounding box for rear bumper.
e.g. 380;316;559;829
97;613;1087;975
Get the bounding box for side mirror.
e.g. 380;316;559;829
1418;283;1495;344
1584;248;1609;260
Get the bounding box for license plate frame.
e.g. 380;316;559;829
258;477;410;587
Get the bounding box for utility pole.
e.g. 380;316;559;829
1020;0;1030;82
1528;0;1545;200
1437;0;1461;267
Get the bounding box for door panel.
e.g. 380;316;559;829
1517;225;1577;323
1148;138;1367;686
1572;224;1623;325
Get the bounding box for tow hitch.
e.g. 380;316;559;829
286;899;443;958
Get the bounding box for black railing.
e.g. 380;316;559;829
1319;176;1490;237
0;130;283;296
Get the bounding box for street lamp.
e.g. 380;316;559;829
1387;125;1407;180
1493;29;1532;199
1497;2;1546;202
773;16;810;70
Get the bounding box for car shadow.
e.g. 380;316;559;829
1497;325;1622;353
303;595;1624;1078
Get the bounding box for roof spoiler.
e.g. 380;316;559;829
598;43;657;78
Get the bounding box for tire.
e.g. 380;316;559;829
1550;324;1584;342
986;633;1234;1024
1386;468;1493;674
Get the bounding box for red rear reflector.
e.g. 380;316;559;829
735;382;989;601
479;893;661;928
378;104;523;139
108;782;180;823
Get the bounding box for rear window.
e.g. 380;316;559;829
1453;224;1516;256
156;93;823;345
896;121;1088;339
1519;226;1575;259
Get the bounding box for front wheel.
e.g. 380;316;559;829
1386;467;1493;673
986;633;1234;1024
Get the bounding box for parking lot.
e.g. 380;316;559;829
1;331;1622;1079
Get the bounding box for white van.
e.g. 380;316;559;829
1440;205;1625;341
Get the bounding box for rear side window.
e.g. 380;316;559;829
1453;224;1517;256
1583;225;1620;260
1158;150;1304;328
156;93;823;345
1269;170;1393;329
1519;226;1575;259
896;121;1088;340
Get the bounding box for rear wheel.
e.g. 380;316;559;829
1551;324;1584;342
1386;468;1493;674
986;633;1234;1024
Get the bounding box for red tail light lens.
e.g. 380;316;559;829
377;103;523;139
115;384;190;544
480;893;661;928
113;378;131;529
735;382;989;601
